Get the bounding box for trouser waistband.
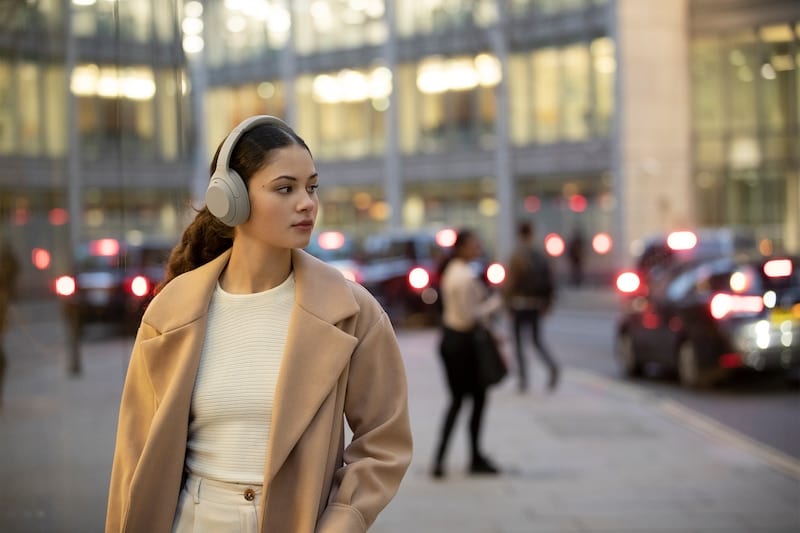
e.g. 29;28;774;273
183;473;262;505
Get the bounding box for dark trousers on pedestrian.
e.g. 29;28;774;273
512;309;559;392
432;326;494;476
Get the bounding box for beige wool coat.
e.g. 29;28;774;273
106;248;413;532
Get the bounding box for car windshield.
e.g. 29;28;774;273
690;258;800;295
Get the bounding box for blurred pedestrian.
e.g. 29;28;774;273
432;229;503;479
503;221;560;393
106;115;412;532
567;226;586;287
0;239;19;411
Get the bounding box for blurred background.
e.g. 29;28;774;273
1;0;799;531
0;0;797;295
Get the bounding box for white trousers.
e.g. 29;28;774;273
171;473;263;533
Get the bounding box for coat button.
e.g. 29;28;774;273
243;488;256;501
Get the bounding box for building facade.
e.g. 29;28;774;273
0;0;797;294
0;0;194;293
195;0;798;272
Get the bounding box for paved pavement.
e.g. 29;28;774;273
1;288;799;532
375;327;800;533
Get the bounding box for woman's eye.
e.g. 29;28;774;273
307;184;319;193
276;186;292;194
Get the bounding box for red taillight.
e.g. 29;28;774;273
89;238;120;256
719;352;743;369
616;271;641;294
763;258;792;278
486;262;506;286
408;267;430;290
55;275;76;297
710;293;764;320
128;276;151;298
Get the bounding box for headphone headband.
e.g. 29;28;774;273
206;115;291;226
213;115;291;177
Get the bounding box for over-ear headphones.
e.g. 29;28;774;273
206;115;291;226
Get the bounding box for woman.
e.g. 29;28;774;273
431;229;502;478
106;115;412;532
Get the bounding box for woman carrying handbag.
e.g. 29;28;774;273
431;229;503;479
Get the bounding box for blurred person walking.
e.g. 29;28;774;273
0;239;19;411
432;229;503;479
503;221;560;393
567;226;586;287
106;115;412;532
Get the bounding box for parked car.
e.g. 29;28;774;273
357;229;455;325
614;254;800;387
54;237;174;330
616;228;761;294
304;230;364;283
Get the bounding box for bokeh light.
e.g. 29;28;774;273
592;232;612;254
544;233;565;257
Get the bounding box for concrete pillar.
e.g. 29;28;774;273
489;0;515;260
383;0;403;229
613;0;692;253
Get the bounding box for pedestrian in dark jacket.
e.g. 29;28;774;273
502;221;560;393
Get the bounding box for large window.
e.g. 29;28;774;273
18;62;42;156
72;0;152;42
295;68;390;160
399;54;501;154
395;0;497;37
591;37;615;136
293;0;387;55
203;0;290;68
0;60;13;154
206;81;287;157
692;23;800;251
71;65;158;160
317;184;387;236
508;38;613;146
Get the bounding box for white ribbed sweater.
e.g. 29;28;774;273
185;273;295;484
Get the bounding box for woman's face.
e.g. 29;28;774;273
237;144;319;251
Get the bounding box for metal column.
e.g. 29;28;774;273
488;0;515;260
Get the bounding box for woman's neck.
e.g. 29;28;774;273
220;242;292;294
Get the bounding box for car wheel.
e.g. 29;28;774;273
616;332;642;377
677;340;712;388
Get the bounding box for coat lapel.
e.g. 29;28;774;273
140;247;361;490
141;250;228;407
265;249;361;482
142;250;359;483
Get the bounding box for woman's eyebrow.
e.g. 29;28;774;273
271;172;319;183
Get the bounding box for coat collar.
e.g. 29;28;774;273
144;248;360;332
139;247;361;485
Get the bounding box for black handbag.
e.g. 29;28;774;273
473;324;507;387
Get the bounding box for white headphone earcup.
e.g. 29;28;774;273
206;169;250;226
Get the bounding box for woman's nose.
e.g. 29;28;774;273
297;191;316;211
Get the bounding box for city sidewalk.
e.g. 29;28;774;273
373;327;800;533
1;295;799;532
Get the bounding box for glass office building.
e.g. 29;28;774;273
0;0;798;294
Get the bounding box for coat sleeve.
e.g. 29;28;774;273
317;309;413;532
105;322;158;533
